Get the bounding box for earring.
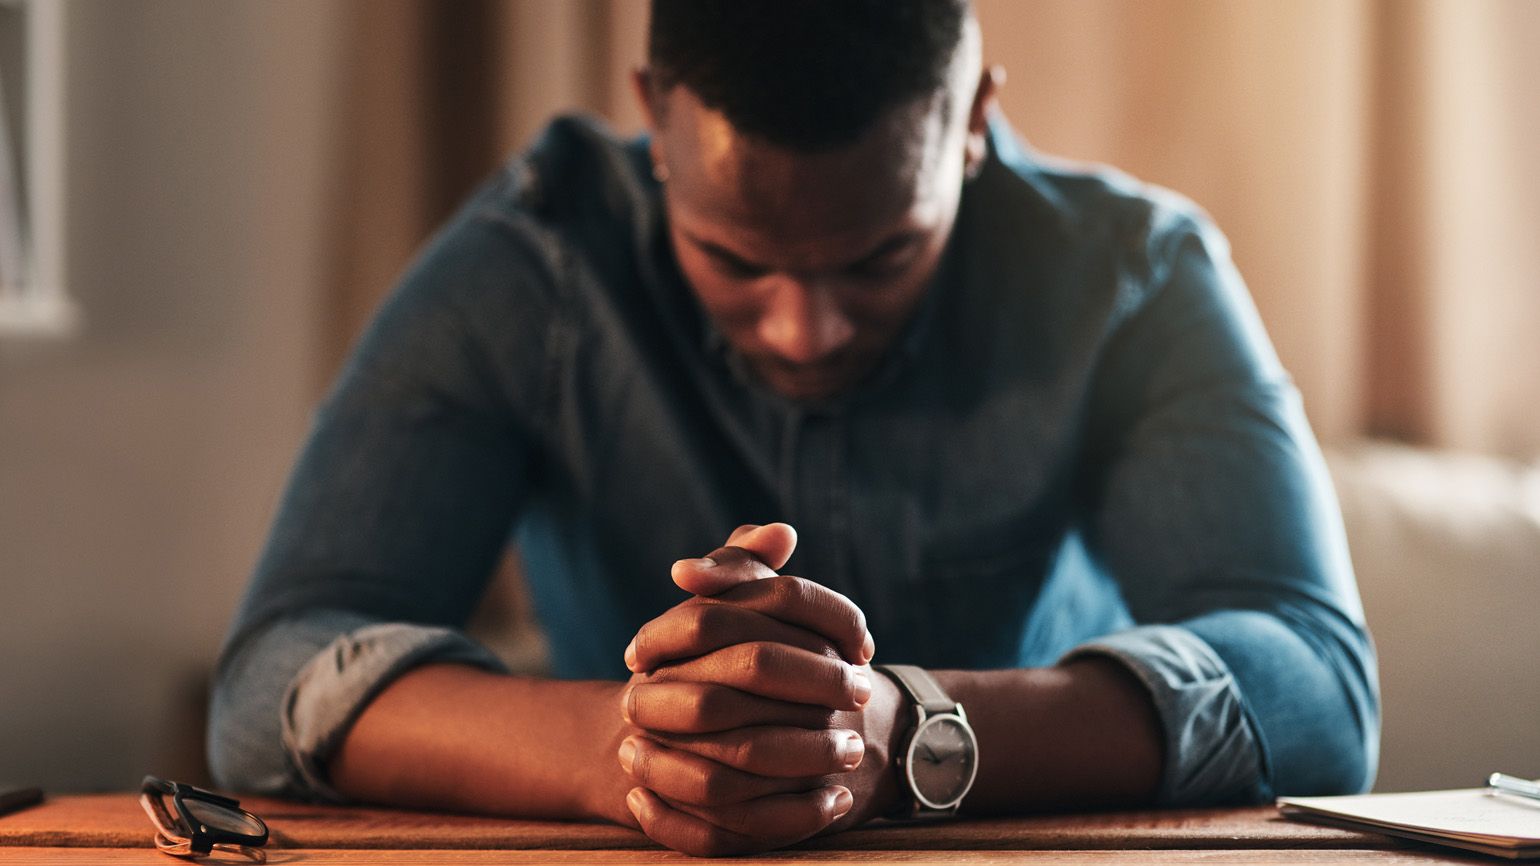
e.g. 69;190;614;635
652;162;670;183
963;135;987;181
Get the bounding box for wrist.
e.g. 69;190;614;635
834;665;907;827
873;664;980;818
869;679;908;819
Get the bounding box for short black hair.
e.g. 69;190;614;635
647;0;970;151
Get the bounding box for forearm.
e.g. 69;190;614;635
330;665;633;824
932;657;1163;814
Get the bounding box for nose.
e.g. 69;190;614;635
757;277;855;366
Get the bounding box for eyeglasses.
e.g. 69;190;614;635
139;776;269;862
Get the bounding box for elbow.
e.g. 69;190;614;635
204;642;298;796
1270;635;1381;796
205;712;287;796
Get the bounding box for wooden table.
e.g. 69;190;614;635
0;794;1490;863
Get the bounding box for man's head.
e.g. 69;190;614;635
636;0;999;401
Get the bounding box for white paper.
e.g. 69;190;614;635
1280;788;1540;846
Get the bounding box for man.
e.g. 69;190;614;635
210;0;1379;856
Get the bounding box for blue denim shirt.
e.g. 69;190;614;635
208;115;1379;808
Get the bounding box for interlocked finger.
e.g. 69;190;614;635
619;736;817;806
644;641;872;710
623;681;835;733
627;603;834;673
708;575;873;665
649;726;866;777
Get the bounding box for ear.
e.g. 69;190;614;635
630;67;670;182
631;66;661;132
963;65;1005;179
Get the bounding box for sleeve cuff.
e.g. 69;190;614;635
1060;624;1272;806
280;622;509;801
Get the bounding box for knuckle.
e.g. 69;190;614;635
842;596;868;637
695;766;736;806
730;732;759;770
827;658;852;694
766;574;808;612
825;587;866;637
683;606;710;648
810;707;840;730
687;685;721;729
742;641;776;678
692;603;729;645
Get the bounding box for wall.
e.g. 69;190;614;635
0;0;342;789
1;1;1532;796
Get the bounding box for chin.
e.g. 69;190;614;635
749;353;879;402
762;369;860;402
772;383;845;402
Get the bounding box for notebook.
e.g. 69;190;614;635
1279;788;1540;860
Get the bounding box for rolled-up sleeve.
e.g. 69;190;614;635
1077;201;1380;805
282;621;507;800
208;613;507;799
207;167;556;797
1061;626;1267;805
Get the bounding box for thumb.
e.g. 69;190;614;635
671;523;798;597
724;522;797;570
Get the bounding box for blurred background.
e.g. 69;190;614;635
1;0;1537;795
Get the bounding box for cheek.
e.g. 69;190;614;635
675;253;764;329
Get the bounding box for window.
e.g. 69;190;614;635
0;0;75;336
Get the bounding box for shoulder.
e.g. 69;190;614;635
979;126;1287;415
978;117;1222;292
399;114;658;320
511;114;656;225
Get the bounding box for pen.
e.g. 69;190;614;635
1487;773;1540;802
0;786;44;817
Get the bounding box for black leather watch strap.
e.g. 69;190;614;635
874;663;955;715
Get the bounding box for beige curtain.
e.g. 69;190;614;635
325;0;1540;460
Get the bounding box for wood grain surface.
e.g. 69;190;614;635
0;846;1491;865
0;794;1401;852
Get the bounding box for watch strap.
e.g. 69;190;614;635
874;664;955;715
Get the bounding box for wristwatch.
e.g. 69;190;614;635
874;664;979;818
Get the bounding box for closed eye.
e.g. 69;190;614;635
694;238;769;280
845;235;922;279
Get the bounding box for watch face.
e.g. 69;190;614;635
906;714;978;809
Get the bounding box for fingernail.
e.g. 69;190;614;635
679;557;716;569
624;638;638;670
831;787;854;820
861;631;876;663
618;738;637;773
626;788;646;817
838;733;865;770
850;668;872;705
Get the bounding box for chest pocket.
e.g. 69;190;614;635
906;522;1061;668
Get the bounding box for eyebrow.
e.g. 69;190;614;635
684;229;924;274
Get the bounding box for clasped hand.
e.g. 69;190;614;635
612;523;902;856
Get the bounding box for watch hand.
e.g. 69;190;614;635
919;741;941;763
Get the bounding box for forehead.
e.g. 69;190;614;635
657;87;952;259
